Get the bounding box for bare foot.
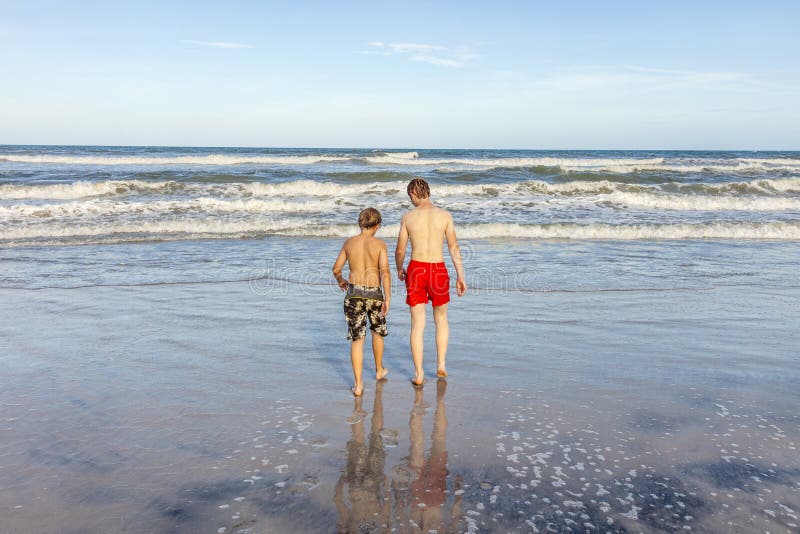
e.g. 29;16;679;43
376;367;389;381
351;384;364;397
436;368;447;378
410;376;425;387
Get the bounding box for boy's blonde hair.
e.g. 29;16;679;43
358;207;382;229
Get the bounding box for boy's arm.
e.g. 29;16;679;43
444;212;466;296
332;245;348;290
395;214;409;281
379;241;391;317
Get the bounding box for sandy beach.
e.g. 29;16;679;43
1;236;798;533
2;0;799;528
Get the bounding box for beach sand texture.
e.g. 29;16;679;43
2;147;799;532
1;257;798;532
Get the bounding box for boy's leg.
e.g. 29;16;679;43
366;300;388;380
350;338;365;395
432;304;449;377
345;298;368;395
371;331;387;380
410;304;426;384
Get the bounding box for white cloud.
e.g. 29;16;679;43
411;55;463;68
358;41;475;68
388;42;446;53
534;65;750;93
182;39;253;49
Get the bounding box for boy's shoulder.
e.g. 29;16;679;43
369;236;387;249
341;234;358;250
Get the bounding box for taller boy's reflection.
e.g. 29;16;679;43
335;379;462;533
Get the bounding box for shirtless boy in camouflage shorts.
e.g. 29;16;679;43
332;208;391;396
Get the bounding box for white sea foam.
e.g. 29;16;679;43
0;197;341;218
3;177;800;201
3;152;799;173
3;188;797;225
0;180;181;200
3;221;799;244
599;191;800;211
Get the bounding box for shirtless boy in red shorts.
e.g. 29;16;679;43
395;179;466;386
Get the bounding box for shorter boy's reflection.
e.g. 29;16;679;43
334;380;390;533
335;379;462;533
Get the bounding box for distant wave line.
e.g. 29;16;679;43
2;152;800;173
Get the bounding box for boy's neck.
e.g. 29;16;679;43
359;227;377;237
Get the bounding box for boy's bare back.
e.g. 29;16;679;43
401;204;454;263
342;233;389;287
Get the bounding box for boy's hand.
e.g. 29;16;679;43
338;279;349;291
456;277;467;297
379;300;389;318
397;268;406;281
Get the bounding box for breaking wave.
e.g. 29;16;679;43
2;177;800;201
3;152;799;173
3;221;799;246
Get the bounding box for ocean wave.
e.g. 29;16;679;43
3;221;799;245
0;154;354;166
598;191;800;211
0;152;665;169
0;197;342;218
4;152;800;174
3;177;800;201
0;180;182;200
3;190;798;221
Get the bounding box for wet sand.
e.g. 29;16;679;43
1;276;799;533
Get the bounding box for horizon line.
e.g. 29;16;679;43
1;143;798;152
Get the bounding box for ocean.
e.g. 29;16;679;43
1;146;798;532
1;146;799;291
2;147;800;248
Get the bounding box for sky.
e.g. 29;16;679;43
0;0;798;149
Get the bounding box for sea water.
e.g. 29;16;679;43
1;146;799;532
1;146;799;289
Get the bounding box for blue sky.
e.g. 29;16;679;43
1;1;798;149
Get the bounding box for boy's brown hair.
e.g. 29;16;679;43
407;178;430;199
358;207;382;229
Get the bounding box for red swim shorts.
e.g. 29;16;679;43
405;260;450;307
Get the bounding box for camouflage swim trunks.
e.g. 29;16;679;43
344;284;388;340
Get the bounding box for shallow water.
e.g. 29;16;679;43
1;146;799;531
1;241;798;532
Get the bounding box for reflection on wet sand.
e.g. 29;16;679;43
334;380;391;532
335;379;463;533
